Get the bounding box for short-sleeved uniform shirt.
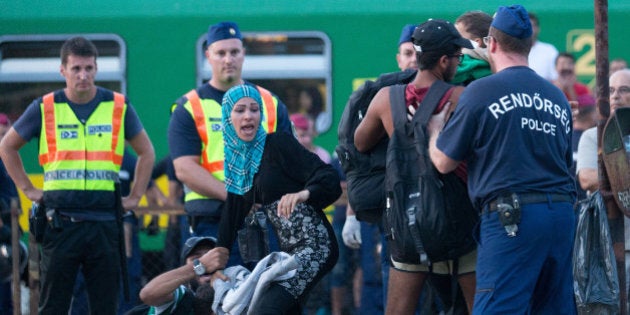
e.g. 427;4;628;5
13;87;144;219
437;66;576;208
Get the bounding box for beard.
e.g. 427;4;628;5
193;282;215;315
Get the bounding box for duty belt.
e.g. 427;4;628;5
486;193;573;212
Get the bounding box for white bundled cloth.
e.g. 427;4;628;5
212;252;299;315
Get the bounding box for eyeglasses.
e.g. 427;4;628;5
610;86;630;95
482;36;493;46
449;53;464;64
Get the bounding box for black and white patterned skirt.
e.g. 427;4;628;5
262;201;337;299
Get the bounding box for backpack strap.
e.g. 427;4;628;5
412;80;453;126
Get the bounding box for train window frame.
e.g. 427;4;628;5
196;31;333;133
0;34;127;120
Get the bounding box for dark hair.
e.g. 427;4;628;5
555;52;575;65
300;86;324;117
528;12;539;26
193;283;215;315
489;27;533;56
455;11;493;40
60;36;98;65
416;43;459;70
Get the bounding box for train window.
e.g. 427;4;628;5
197;31;332;133
0;34;126;121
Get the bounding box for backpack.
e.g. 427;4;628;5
335;69;416;223
385;83;478;264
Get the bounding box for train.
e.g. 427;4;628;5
1;0;629;229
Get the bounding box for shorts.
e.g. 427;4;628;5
390;248;476;275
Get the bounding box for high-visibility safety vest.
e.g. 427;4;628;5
183;85;278;203
39;92;126;192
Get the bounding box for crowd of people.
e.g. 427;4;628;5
0;3;628;315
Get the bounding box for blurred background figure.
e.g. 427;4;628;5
528;12;558;81
553;52;591;102
611;57;628;75
396;24;417;71
571;94;597;202
0;113;24;315
290;113;331;164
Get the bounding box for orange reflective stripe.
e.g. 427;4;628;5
39;92;125;166
206;160;223;173
111;92;125;156
186;90;209;145
38;151;123;164
257;86;276;132
41;93;57;164
186;90;214;170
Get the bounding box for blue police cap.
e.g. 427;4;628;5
207;21;243;46
491;5;533;39
398;24;416;46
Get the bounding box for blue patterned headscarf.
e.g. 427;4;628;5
222;84;266;195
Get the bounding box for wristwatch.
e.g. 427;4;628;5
192;259;206;276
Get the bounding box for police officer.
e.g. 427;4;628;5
0;37;155;314
167;21;292;266
428;5;576;313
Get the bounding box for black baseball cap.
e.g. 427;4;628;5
180;236;217;264
412;19;473;53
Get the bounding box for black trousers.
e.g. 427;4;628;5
39;219;121;315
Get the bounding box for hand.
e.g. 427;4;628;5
342;215;361;249
427;101;452;137
23;187;43;204
407;105;416;122
200;246;229;273
211;269;229;284
122;195;141;210
277;190;309;218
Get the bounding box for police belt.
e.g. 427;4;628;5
486;193;573;212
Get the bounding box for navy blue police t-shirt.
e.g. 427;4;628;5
437;66;576;208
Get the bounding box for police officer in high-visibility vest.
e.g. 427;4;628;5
168;22;292;267
0;37;155;314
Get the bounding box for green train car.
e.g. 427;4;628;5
1;0;629;172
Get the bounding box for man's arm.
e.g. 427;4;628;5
578;168;598;193
0;128;42;203
139;247;228;306
173;156;227;201
123;130;155;210
354;88;390;152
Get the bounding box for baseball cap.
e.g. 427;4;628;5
207;21;242;46
180;236;217;264
491;5;533;39
398;24;416;46
412;19;473;53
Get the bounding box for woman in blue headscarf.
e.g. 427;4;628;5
215;84;341;314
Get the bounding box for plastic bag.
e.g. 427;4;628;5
573;190;620;313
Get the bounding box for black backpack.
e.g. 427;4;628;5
385;83;478;264
335;69;416;223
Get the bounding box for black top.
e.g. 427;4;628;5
217;132;341;249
